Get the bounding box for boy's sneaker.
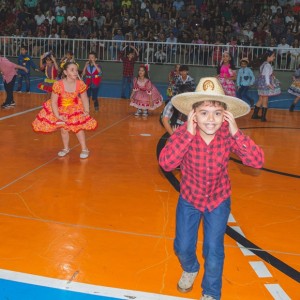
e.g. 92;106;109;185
142;110;149;116
134;109;142;116
177;271;198;293
200;295;216;300
9;101;16;107
1;103;11;109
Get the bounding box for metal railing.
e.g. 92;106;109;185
0;36;296;70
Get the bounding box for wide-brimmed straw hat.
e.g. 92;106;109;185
240;57;249;64
171;77;250;118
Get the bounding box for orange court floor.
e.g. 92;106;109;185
0;92;299;300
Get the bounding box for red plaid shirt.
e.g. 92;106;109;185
121;55;137;77
159;122;264;212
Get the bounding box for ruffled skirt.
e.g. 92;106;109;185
32;99;97;133
256;75;281;96
130;86;163;110
218;77;236;96
37;79;57;93
288;79;300;97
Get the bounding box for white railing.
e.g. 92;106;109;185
0;36;296;70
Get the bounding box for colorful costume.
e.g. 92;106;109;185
288;69;300;97
218;64;236;96
130;78;163;110
166;69;180;102
37;64;58;93
32;80;97;133
256;62;281;96
84;63;103;111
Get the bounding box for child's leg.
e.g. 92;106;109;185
25;73;30;92
57;128;70;156
76;130;87;150
92;87;99;111
16;75;23;91
60;128;70;149
76;130;89;158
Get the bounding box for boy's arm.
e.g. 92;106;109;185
224;111;264;168
231;130;264;169
159;125;194;171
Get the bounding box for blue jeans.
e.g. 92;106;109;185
17;73;30;92
174;196;230;300
237;86;252;104
87;86;100;108
121;76;133;98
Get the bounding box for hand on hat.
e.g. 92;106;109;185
223;111;238;136
187;110;197;136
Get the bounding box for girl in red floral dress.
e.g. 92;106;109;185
130;65;163;117
32;62;97;159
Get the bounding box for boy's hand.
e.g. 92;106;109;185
223;111;238;136
187;110;197;136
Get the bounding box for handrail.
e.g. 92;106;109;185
0;36;296;70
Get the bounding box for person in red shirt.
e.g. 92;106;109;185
120;45;138;99
159;77;264;300
0;51;28;109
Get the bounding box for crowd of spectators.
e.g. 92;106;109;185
1;0;300;68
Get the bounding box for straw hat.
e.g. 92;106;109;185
240;57;249;64
171;77;250;118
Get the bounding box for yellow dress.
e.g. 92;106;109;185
32;80;97;133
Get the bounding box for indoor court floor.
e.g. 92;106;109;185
0;91;299;300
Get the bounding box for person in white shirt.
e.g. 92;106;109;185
78;11;88;26
242;24;254;43
34;9;46;26
277;37;291;68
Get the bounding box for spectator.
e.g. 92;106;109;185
55;1;66;17
172;0;184;11
154;47;167;63
110;29;125;60
67;11;77;24
78;11;88;26
34;8;46;26
277;37;291;68
46;10;55;25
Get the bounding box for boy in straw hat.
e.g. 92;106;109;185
236;57;255;107
159;77;264;300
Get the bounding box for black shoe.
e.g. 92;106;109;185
95;106;99;112
9;101;16;107
1;103;11;109
289;104;295;112
250;99;254;107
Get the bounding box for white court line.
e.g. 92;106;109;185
0;269;191;300
0;114;132;191
227;213;236;223
249;261;272;278
0;106;42;121
230;226;255;256
264;284;291;300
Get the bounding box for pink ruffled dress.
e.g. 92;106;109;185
130;77;163;110
218;64;236;96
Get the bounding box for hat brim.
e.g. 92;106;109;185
171;92;250;118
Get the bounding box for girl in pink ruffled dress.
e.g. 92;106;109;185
217;51;237;96
130;65;163;117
